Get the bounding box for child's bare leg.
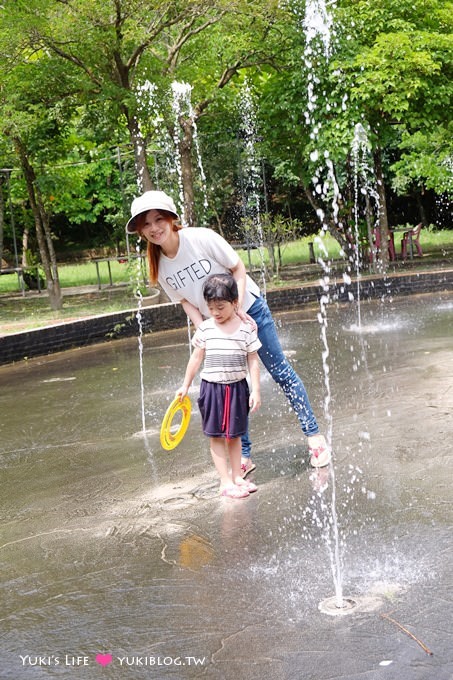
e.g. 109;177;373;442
227;437;243;483
210;438;232;490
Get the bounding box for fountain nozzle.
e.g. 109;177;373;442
319;596;359;616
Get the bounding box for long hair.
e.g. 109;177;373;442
135;210;182;284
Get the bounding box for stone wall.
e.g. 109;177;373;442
1;269;452;366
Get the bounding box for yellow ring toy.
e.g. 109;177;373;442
160;396;192;450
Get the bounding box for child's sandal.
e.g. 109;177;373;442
220;484;250;499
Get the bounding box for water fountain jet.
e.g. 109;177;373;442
318;595;359;616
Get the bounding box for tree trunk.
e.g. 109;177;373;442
303;185;352;256
365;191;376;269
178;117;196;228
125;112;154;193
415;190;427;226
0;175;4;268
22;228;29;267
13;136;62;310
210;205;225;237
266;240;276;277
373;146;389;268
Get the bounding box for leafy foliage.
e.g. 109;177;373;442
0;0;451;275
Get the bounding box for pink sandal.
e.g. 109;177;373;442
241;461;256;479
220;485;250;499
309;436;332;468
240;480;258;493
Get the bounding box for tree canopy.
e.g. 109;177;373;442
0;0;451;281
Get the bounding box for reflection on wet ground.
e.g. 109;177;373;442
1;292;452;679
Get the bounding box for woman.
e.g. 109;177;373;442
126;190;331;473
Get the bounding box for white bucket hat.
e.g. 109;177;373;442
126;190;179;234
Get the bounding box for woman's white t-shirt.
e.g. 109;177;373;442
158;227;261;318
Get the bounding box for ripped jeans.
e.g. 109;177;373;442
241;295;319;458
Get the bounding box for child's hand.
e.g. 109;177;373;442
175;386;188;400
249;390;261;413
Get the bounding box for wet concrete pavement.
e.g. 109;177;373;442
0;292;452;679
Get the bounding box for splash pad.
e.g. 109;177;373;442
1;293;452;678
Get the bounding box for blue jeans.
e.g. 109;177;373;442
241;295;319;458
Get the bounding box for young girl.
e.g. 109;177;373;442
126;190;331;473
176;273;261;499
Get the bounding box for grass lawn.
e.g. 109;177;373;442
1;228;452;335
238;227;453;269
0;255;148;293
0;289;142;334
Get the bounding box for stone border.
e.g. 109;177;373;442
1;268;452;366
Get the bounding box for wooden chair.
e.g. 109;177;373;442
401;223;423;259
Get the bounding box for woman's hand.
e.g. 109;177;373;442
236;307;257;331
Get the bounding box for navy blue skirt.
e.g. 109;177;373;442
198;379;250;439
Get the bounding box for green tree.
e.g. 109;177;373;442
257;0;453;266
3;0;282;229
0;42;78;307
